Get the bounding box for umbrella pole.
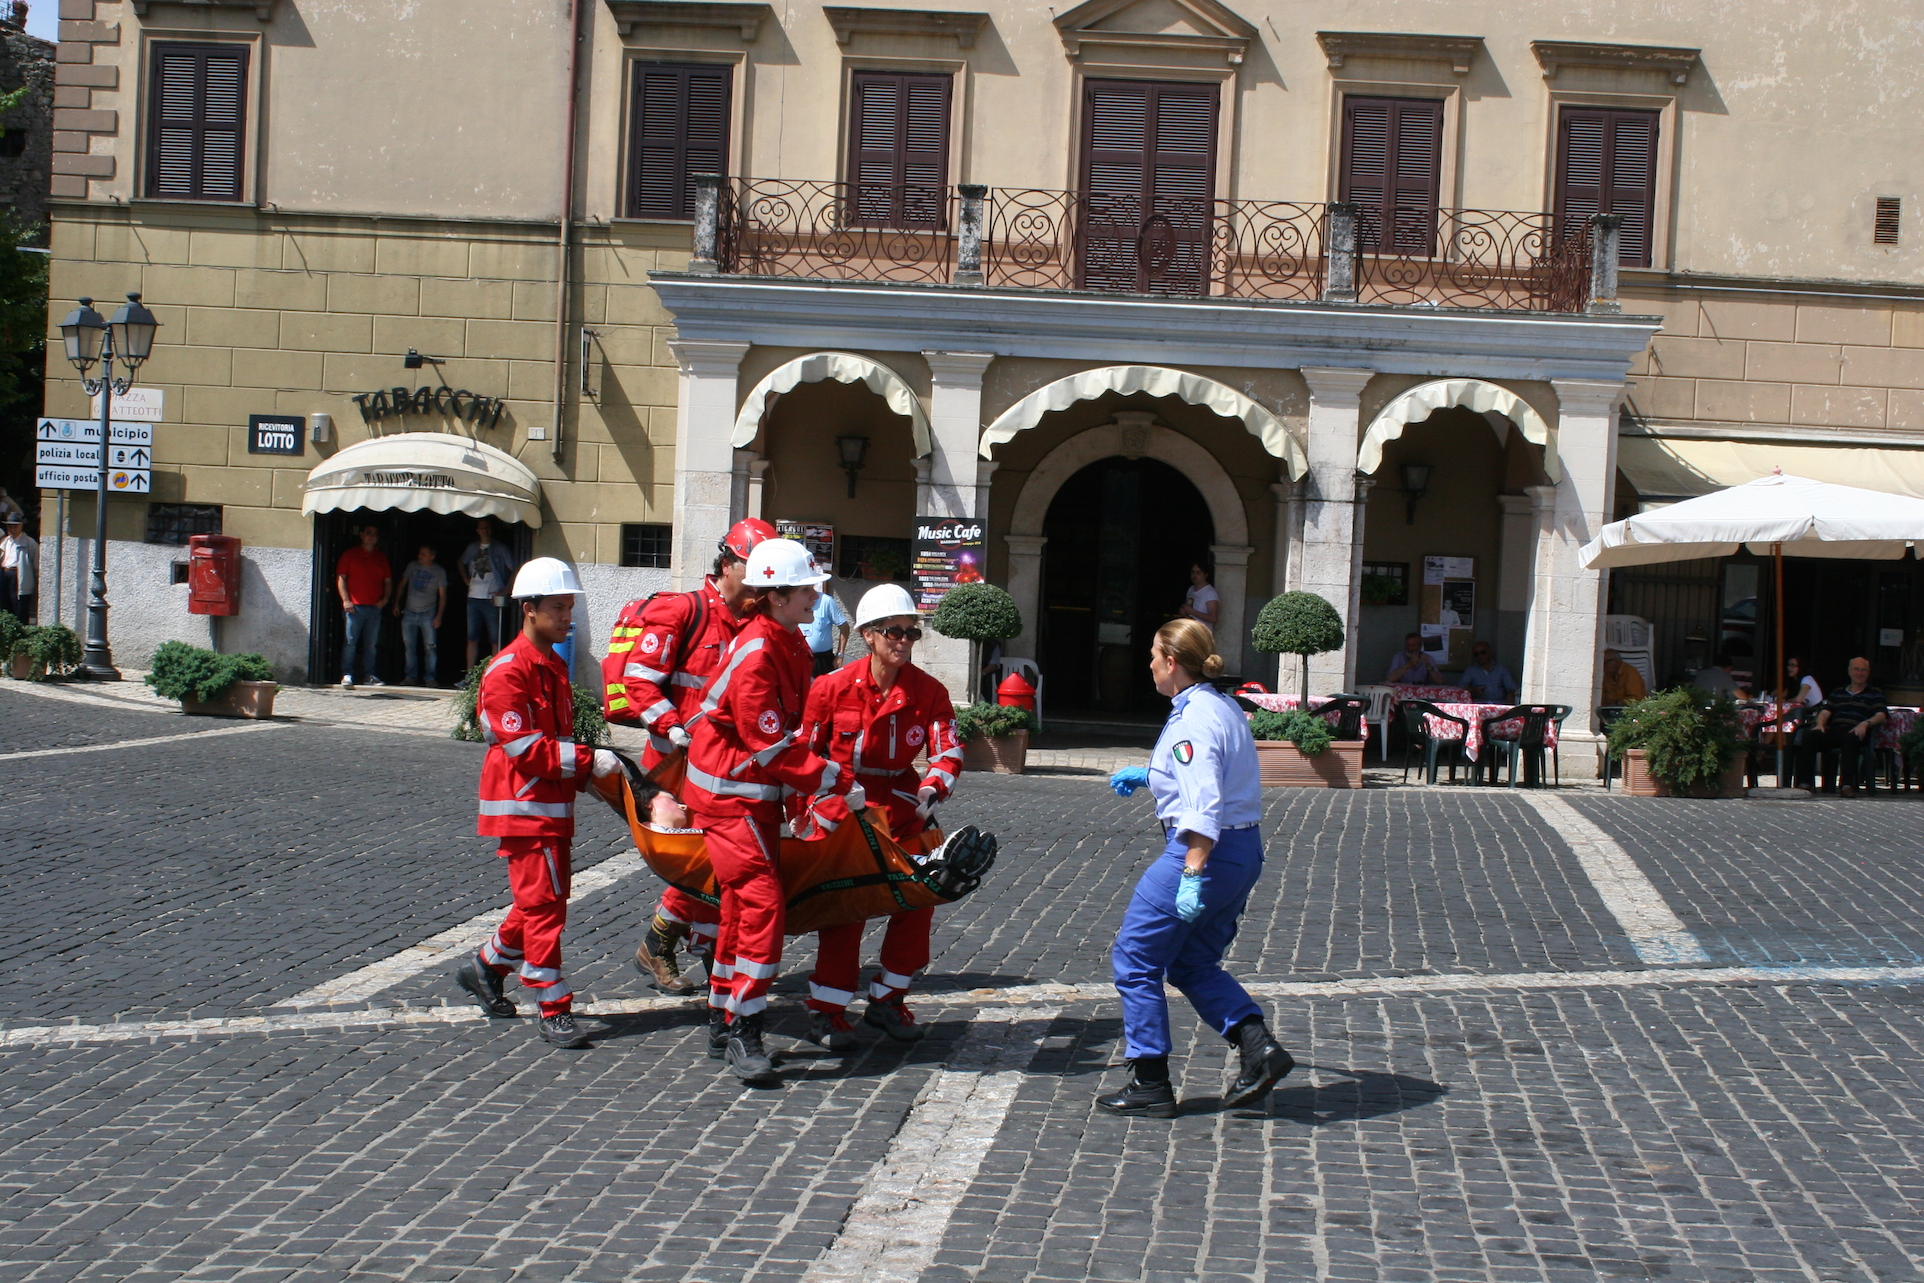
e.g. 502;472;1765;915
1774;542;1787;777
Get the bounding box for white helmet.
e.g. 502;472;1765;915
510;556;583;599
855;582;918;630
745;537;830;588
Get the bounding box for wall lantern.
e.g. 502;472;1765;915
837;434;869;498
1400;462;1433;525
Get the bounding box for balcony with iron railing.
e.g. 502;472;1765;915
686;174;1626;316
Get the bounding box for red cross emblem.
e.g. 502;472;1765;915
763;566;775;578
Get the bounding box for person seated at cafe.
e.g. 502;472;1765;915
1459;642;1519;705
1600;648;1646;706
1385;633;1444;685
1785;656;1822;707
1805;656;1887;797
1690;652;1746;698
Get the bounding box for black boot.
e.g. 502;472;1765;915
537;1010;592;1049
724;1013;779;1085
705;1005;729;1060
1223;1017;1295;1107
454;955;516;1018
1096;1058;1176;1118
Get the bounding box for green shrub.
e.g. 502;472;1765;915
0;610;22;665
1251;592;1345;698
1902;723;1924;775
451;657;610;746
1248;708;1333;755
10;623;82;682
953;700;1037;743
1605;687;1744;793
143;639;272;701
930;582;1022;643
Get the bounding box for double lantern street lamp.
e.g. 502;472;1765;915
58;293;160;680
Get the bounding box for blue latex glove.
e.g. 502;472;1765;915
1175;871;1204;922
1109;766;1150;796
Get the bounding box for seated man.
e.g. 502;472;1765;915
1600;648;1647;706
1805;656;1887;797
1385;632;1443;685
1690;652;1744;698
1459;642;1519;705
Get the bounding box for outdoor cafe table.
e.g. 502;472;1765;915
1244;693;1371;750
1246;692;1547;761
1738;702;1918;751
1382;683;1470;709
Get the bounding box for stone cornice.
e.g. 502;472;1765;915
648;273;1658;384
823;7;989;48
1055;0;1256;66
130;0;276;19
604;1;773;41
1316;31;1484;75
1531;40;1699;85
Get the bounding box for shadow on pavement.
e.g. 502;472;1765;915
1216;1063;1449;1124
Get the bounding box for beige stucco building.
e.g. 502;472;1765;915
35;0;1924;767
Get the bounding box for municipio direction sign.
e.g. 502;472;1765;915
37;417;153;446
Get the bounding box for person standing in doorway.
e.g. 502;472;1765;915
461;517;518;670
1180;562;1219;629
393;545;448;686
802;587;849;677
1;514;37;623
335;525;392;689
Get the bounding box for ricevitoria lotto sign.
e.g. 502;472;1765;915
910;517;986;612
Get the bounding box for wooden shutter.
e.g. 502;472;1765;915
146;43;248;201
1077;79;1217;293
1555;106;1658;267
847;71;950;227
1339;96;1442;255
628;63;731;220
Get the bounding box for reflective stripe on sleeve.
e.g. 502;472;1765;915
558;740;577;779
699;636;765;715
502;731;543;758
641;698;675;725
684;763;782;802
625;662;671;683
478;799;575;818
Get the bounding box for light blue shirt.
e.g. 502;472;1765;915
801;592;848;654
1149;682;1263;843
1459;661;1518;704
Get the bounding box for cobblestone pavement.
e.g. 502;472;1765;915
3;684;1924;1281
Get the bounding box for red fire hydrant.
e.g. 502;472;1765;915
996;671;1037;712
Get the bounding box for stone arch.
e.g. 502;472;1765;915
1357;377;1559;481
732;351;930;455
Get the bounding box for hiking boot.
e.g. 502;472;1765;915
1096;1061;1177;1118
805;1011;859;1051
632;916;696;994
705;1005;729;1060
454;956;516;1018
863;998;926;1043
724;1013;779;1084
537;1010;591;1049
1223;1018;1295;1108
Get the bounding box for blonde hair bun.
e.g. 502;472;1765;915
1201;654;1225;679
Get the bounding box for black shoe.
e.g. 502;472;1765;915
862;998;927;1043
1223;1019;1295;1108
806;1010;860;1051
455;956;516;1018
706;1005;729;1060
538;1011;591;1049
1096;1067;1177;1119
724;1014;779;1084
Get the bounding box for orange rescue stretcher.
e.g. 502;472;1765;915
587;751;997;937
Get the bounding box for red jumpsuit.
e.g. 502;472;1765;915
602;578;745;944
684;613;856;1021
800;658;964;1015
475;633;591;1016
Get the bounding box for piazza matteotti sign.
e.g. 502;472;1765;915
352;383;506;430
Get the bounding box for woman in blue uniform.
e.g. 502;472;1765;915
1103;618;1295;1117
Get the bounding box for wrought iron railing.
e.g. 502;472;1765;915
717;178;955;285
1355;207;1591;313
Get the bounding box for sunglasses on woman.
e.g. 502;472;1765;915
872;626;923;641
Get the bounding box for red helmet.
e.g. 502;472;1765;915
719;517;778;562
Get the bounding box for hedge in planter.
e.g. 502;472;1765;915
954;700;1038;744
451;659;611;746
1605;687;1744;795
144;640;273;702
1252;592;1344;699
11;623;83;682
1248;708;1333;755
930;582;1023;701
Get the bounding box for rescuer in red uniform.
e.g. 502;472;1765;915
454;557;623;1049
602;518;776;993
798;582;965;1051
684;537;863;1083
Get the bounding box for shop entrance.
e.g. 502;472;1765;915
308;509;533;687
1039;456;1213;715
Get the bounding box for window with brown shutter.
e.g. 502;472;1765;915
1339;96;1443;256
1077;78;1217;293
1554;106;1659;267
628;63;731;220
847;71;951;228
146;43;248;202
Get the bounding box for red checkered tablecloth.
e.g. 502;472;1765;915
1739;703;1917;751
1383;683;1470;708
1243;693;1370;749
1419;702;1560;763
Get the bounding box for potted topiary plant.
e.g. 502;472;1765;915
955;700;1037;774
1252;591;1345;700
930;581;1023;701
10;623;81;682
144;639;279;717
1248;707;1364;787
1606;687;1747;797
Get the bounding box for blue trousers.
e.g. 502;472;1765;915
1112;825;1264;1060
401;610;438;685
343;604;382;682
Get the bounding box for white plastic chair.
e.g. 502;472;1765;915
997;658;1044;731
1356;684;1397;760
1613;647;1655;692
1605;615;1652;651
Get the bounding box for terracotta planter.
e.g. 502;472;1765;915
181;679;279;719
963;730;1028;775
9;652;30;680
1255;738;1364;788
1620;748;1747;798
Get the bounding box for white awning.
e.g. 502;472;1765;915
1619;435;1924;503
1358;378;1559;481
978;364;1308;479
732;351;930;454
301;432;543;528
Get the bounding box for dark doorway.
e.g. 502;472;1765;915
1039;456;1214;715
308;509;533;687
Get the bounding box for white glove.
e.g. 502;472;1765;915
667;726;693;749
844;782;867;813
915;785;939;821
591;749;622;778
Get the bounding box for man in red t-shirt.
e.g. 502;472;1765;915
335;525;392;688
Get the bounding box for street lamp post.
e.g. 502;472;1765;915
58;293;159;680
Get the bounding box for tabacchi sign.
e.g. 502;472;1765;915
352;384;506;430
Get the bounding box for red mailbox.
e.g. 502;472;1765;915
187;533;241;616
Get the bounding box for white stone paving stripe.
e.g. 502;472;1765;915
1520;791;1714;965
281;848;653;1008
11;964;1924;1050
801;1007;1062;1283
0;721;285;762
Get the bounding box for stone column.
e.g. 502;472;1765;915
921;351;996;519
668;339;750;590
1003;534;1047;660
745;455;770;520
1271;477;1303;594
1210;543;1255;676
1344;474;1375;691
1520;484;1558;699
730;448;768;523
1298;367;1375;694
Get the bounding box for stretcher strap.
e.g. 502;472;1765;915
855;810;917;913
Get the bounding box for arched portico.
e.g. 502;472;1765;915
1357;378;1557;480
732;351;930;454
1003;413;1258;675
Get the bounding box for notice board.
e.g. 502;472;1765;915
910;517;986;613
1420;555;1476;669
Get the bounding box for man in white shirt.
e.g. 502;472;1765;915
1;514;37;623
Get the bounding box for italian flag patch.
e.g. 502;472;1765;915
1173;741;1194;764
